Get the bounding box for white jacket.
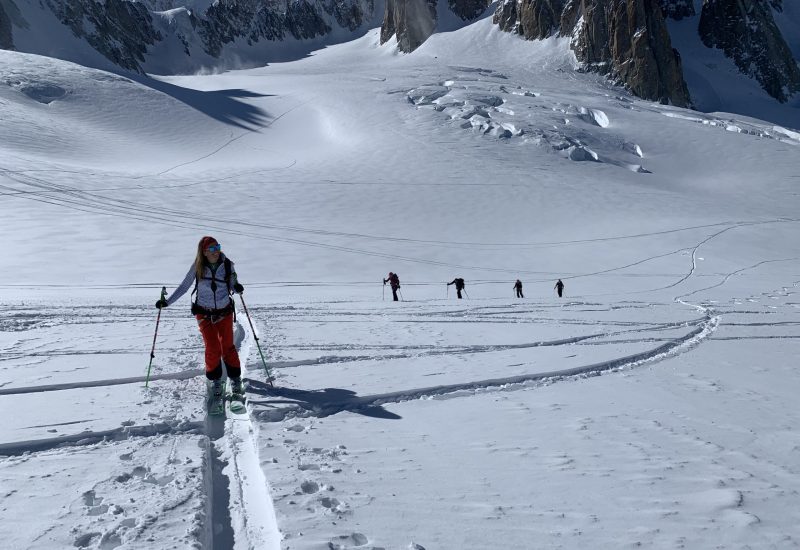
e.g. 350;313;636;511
166;254;239;311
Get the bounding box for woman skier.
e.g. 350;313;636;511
156;236;245;402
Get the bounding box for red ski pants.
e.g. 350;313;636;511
197;313;241;380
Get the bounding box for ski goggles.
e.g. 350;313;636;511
207;244;222;252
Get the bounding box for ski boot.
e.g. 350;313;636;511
228;377;247;414
208;379;225;415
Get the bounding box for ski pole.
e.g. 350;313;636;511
399;289;404;301
463;289;470;299
446;285;449;299
382;283;385;301
145;286;167;388
238;294;275;388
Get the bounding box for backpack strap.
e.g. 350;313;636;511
224;258;233;294
224;257;236;322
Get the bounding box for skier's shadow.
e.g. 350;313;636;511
246;379;402;420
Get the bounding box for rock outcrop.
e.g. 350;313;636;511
380;0;488;52
495;0;566;40
381;0;437;52
449;0;488;21
199;0;376;57
699;0;800;102
45;0;162;72
494;0;691;106
0;0;26;50
199;0;330;58
0;2;13;50
9;0;376;73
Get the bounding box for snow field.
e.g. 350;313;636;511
0;434;208;549
251;288;799;549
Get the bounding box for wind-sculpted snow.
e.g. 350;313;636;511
405;63;800;175
660;109;800;144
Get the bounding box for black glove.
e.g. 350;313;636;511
155;299;168;309
233;283;244;294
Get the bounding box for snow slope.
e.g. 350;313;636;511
1;18;799;550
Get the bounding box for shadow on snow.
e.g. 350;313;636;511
129;74;273;130
247;379;402;420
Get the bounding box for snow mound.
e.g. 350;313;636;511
623;141;644;157
568;146;599;162
660;109;800;144
580;107;610;128
772;125;800;142
407;86;450;105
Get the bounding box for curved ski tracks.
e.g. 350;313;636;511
254;308;720;423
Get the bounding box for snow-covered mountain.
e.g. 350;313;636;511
0;0;383;73
1;0;799;120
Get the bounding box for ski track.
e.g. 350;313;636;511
4;162;796;283
0;421;205;457
249;313;715;423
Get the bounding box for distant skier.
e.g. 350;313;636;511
448;277;466;299
514;279;524;298
555;279;565;298
384;272;400;301
156;236;245;402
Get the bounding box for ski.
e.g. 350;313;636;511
227;393;247;414
227;379;247;414
207;380;226;416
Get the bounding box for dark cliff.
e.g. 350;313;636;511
494;0;691;106
380;0;488;52
699;0;800;102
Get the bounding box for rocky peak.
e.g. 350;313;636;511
699;0;800;102
494;0;691;106
380;0;488;53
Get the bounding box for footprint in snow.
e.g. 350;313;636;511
319;496;342;510
330;533;369;547
285;424;306;433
